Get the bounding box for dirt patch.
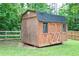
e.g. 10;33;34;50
0;39;36;48
0;39;20;46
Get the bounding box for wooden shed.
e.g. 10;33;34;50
21;10;67;47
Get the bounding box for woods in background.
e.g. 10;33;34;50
0;3;51;31
59;3;79;31
0;3;79;31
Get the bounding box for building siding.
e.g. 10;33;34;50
21;11;67;47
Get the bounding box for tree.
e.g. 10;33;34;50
0;3;52;31
25;3;52;13
59;3;79;31
0;3;23;30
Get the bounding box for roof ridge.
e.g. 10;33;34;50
36;11;65;17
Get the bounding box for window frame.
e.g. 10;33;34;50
62;24;66;32
43;22;48;33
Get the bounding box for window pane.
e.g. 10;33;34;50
43;23;48;33
63;24;66;32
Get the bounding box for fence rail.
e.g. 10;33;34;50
0;31;21;40
67;31;79;40
0;31;79;40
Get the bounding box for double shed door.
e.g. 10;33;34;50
40;23;63;46
48;23;63;44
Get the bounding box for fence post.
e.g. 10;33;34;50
5;31;7;40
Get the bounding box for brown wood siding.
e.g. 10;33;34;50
22;12;36;19
26;18;38;45
21;12;39;46
21;11;67;47
21;19;27;42
38;22;67;47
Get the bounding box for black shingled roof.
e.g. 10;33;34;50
22;10;66;23
36;12;66;23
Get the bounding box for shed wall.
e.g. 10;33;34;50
21;11;67;47
21;12;39;46
38;22;67;47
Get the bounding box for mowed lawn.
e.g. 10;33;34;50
0;39;79;56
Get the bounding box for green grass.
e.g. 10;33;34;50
0;39;79;56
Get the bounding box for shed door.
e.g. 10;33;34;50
26;19;38;45
55;23;62;32
49;23;62;44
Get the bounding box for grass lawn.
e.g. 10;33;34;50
0;39;79;56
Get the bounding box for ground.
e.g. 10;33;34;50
0;39;79;56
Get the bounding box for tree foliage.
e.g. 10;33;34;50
0;3;23;30
0;3;51;31
26;3;52;13
59;3;79;31
2;3;79;31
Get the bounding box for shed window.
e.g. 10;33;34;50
43;23;48;33
62;24;66;32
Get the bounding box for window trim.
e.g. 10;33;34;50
43;22;48;33
62;24;66;32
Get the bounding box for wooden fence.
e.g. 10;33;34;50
67;31;79;40
0;31;21;40
0;31;79;41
